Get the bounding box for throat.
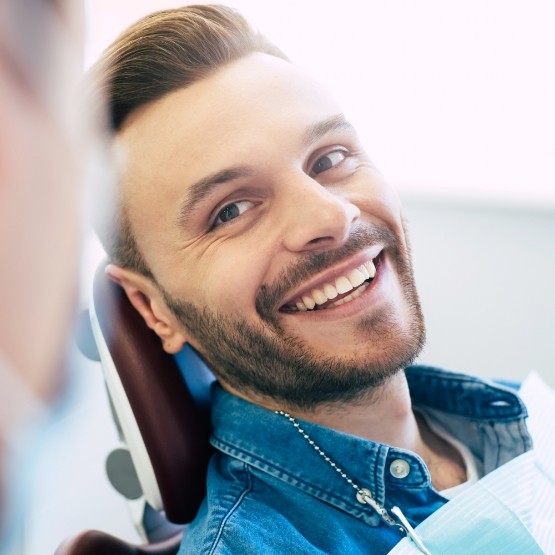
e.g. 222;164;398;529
415;413;468;490
427;451;468;491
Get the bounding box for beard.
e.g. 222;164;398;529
161;223;425;412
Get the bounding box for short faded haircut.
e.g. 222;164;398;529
91;4;287;279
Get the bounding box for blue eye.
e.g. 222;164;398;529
311;150;346;176
213;200;254;227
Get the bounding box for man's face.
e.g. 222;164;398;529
117;53;425;410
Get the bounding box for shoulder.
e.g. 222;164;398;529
178;454;251;555
178;455;328;555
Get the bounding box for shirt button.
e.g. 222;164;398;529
390;458;411;479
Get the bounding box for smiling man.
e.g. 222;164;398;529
93;5;532;554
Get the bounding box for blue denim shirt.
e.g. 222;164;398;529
179;365;532;554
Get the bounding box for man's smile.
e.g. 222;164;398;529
281;251;383;313
253;226;400;325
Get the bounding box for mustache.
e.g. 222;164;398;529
255;224;399;322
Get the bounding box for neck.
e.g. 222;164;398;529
296;371;423;452
223;371;468;490
297;372;467;489
226;371;468;490
225;370;422;452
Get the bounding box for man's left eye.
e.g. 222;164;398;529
311;150;347;176
213;200;254;227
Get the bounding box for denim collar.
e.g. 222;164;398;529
210;365;530;528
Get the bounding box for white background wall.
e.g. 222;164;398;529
25;1;554;553
406;198;555;384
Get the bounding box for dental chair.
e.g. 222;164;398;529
56;262;215;555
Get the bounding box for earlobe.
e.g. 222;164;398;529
105;264;189;354
161;337;185;355
152;319;188;354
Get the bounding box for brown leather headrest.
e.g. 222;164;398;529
93;262;212;523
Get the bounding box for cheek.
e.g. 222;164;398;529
351;171;404;233
192;246;270;313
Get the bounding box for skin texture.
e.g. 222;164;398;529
109;53;467;488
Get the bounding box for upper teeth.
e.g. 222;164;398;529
293;260;376;312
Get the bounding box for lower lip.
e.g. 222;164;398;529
282;254;390;322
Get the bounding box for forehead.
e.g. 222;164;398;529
118;52;340;185
116;53;342;263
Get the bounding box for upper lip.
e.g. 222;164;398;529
280;245;384;309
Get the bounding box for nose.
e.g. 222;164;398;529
279;174;360;252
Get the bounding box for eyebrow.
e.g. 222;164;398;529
176;167;254;229
176;113;354;229
301;113;355;149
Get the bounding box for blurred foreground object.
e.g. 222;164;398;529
0;0;89;552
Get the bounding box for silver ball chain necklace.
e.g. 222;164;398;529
276;410;432;555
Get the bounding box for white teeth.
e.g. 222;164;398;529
289;257;378;312
323;283;338;300
302;295;316;310
358;264;370;280
348;268;366;288
312;288;328;305
364;260;376;278
335;276;352;294
329;282;369;308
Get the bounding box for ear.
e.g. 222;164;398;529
105;264;188;354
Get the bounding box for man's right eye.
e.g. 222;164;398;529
310;150;347;177
213;200;254;227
